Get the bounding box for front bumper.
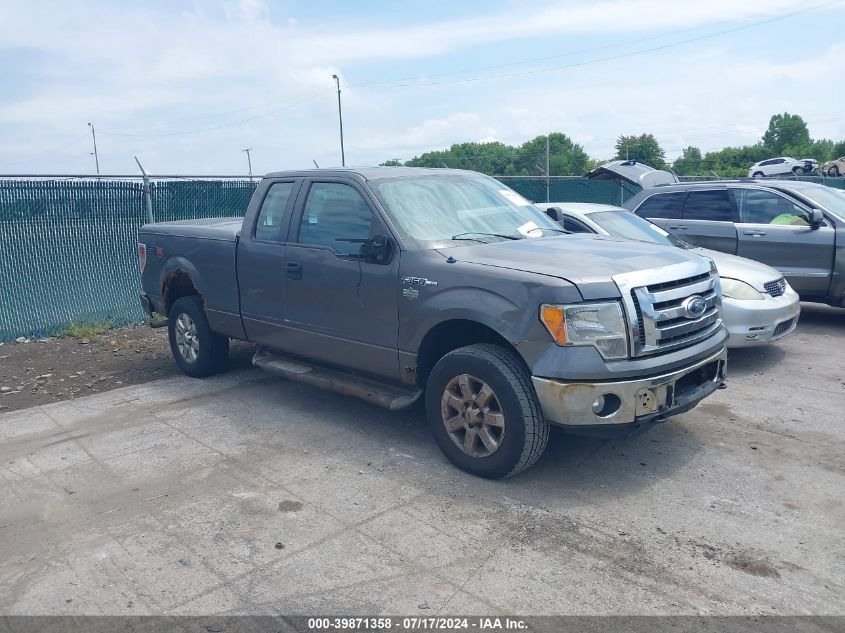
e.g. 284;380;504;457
532;347;727;427
723;287;800;348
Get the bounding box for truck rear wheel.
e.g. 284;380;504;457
425;343;549;478
168;296;229;378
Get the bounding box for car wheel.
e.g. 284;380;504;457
792;167;802;176
168;296;229;378
425;343;549;479
830;166;841;177
752;171;764;178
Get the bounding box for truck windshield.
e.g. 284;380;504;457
370;175;561;242
589;211;687;248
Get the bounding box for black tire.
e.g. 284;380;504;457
752;171;764;178
425;343;549;479
792;167;802;176
168;296;229;378
830;166;840;177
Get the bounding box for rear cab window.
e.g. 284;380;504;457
633;191;685;219
254;182;296;242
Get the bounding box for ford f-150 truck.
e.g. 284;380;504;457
138;167;728;478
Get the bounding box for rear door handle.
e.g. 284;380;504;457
667;224;687;230
743;230;767;237
285;261;302;280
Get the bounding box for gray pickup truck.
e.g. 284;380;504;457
138;167;728;478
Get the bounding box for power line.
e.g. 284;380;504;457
351;0;842;89
0;132;89;167
100;89;335;138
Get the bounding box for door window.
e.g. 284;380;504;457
634;192;685;219
731;188;810;225
682;189;734;222
254;182;296;241
562;217;592;233
297;182;374;257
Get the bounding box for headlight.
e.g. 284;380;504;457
540;302;628;360
720;277;763;301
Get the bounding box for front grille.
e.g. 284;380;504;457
622;268;722;357
773;318;794;337
764;277;786;297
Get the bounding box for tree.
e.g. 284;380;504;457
513;133;591;176
614;134;665;168
762;113;810;156
671;146;703;176
379;159;404;166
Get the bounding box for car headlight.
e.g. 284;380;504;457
540;302;629;360
720;278;763;301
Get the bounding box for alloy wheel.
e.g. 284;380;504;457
174;313;199;363
440;374;506;458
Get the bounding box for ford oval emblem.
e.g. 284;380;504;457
682;295;707;319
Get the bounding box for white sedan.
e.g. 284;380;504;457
537;203;801;348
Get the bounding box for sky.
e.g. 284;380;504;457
0;0;843;175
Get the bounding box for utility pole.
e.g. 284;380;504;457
87;122;100;177
545;135;550;203
332;74;345;166
242;148;253;179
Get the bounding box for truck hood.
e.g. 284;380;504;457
691;247;782;291
439;234;707;300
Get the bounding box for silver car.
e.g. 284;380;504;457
538;203;800;348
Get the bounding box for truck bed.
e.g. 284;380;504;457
139;217;243;241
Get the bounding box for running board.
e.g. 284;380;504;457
252;348;422;411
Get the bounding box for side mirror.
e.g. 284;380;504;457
360;234;393;264
544;206;564;223
810;208;824;230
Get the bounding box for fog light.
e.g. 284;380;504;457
592;393;622;417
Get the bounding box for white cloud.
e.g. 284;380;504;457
0;1;842;173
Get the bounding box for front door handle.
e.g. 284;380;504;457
285;261;302;280
667;224;687;230
743;230;767;237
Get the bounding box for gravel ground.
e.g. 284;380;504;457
0;325;254;413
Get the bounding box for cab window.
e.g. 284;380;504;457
297;182;374;257
254;182;295;241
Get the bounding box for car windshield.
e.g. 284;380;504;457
370;175;561;243
588;211;686;248
787;184;845;218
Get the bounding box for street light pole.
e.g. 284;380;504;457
332;74;345;167
242;148;253;179
87;122;100;177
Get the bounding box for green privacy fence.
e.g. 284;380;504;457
1;174;842;340
0;178;257;340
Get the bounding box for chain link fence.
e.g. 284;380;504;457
0;177;257;340
1;173;842;340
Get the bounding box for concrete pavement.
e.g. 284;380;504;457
1;304;843;616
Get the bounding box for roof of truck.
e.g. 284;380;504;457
263;166;481;181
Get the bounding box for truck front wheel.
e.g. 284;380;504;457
425;344;549;478
168;296;229;378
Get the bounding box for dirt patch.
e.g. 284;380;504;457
690;539;781;579
0;324;255;413
278;500;304;512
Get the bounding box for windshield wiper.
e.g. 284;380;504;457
451;231;520;242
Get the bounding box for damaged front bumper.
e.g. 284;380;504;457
532;347;727;428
